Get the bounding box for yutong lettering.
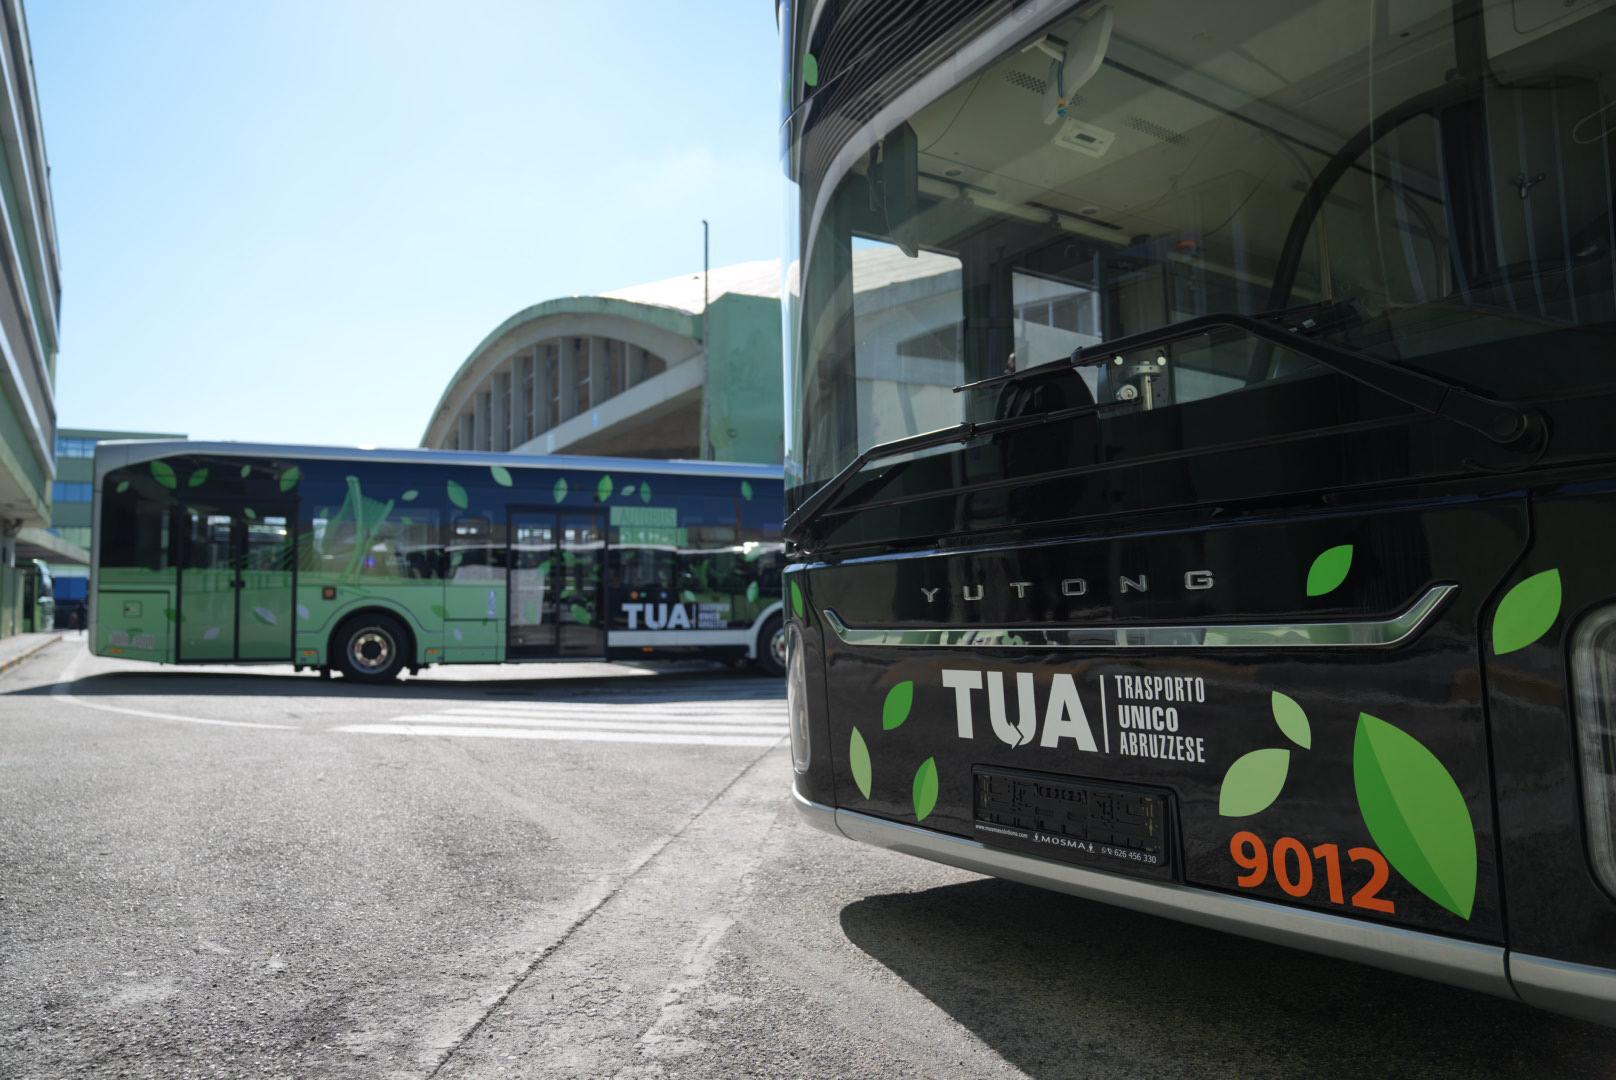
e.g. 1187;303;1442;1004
923;570;1214;603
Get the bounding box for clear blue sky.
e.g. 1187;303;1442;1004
29;1;782;449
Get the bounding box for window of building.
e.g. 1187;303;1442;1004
459;412;475;450
52;482;92;502
496;371;512;451
573;338;590;415
545;344;561;430
55;436;96;459
604;339;626;399
522;354;535;442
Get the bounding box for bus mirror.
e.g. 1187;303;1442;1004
877;122;920;257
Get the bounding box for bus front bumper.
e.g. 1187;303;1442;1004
791;785;1616;1027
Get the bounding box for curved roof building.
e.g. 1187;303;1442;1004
421;261;783;464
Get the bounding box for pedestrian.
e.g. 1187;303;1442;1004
74;606;85;636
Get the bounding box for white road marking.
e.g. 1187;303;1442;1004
389;713;783;736
50;650;294;731
333;723;781;747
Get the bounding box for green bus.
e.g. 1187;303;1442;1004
91;442;785;681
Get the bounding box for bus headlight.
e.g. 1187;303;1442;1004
786;623;810;773
1571;606;1616;900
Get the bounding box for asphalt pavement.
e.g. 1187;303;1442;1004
2;638;1612;1078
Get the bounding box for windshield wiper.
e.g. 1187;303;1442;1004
954;309;1540;451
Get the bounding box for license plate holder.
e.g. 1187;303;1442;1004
972;767;1176;881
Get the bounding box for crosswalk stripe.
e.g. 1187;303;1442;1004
379;713;784;736
334;723;782;747
436;708;783;728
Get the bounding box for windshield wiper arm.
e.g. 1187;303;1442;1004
955;310;1539;451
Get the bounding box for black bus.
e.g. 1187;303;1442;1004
780;0;1616;1024
92;442;786;681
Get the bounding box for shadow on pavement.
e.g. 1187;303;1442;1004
839;877;1615;1078
6;665;784;704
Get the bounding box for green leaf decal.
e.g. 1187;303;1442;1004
882;681;914;731
553;477;568;503
115;480;130;494
803;51;819;87
1271;691;1311;749
912;757;939;821
1218;748;1291;817
790;580;805;619
745;580;760;604
1306;543;1354;597
569;603;592;626
163;608;178;623
681;590;697;603
187;468;208;488
1354;713;1477;919
244;507;257;520
1491;568;1561;655
623;485;636;498
446;479;468;509
741;480;754;501
490;465;513;487
239;465;251;478
430;604;447;619
278;466;300;492
402;489;419;501
849;727;872;798
150;461;177;489
596;475;614;502
639;482;652;504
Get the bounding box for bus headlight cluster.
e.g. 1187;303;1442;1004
786;623;810;773
1571;606;1616;900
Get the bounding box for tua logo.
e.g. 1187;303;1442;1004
941;669;1099;751
622;602;694;630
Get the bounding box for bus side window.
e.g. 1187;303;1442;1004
449;515;501;581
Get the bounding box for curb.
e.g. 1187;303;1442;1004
0;633;64;675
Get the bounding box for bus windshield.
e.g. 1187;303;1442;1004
783;0;1616;510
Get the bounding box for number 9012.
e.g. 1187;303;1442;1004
1228;830;1394;914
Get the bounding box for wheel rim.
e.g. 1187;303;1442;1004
770;625;788;668
349;628;394;673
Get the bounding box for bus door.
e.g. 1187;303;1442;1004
507;509;605;660
176;505;296;663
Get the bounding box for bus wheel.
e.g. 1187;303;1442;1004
334;614;408;683
754;613;787;677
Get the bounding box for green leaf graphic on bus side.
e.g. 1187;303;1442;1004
1306;544;1353;597
150;461;177;489
278;466;300;492
187;468;208;488
1353;713;1477;919
1271;691;1311;749
803;51;819;87
569;603;592;626
741;480;754;501
790;580;805;619
553;477;568;503
490;466;513;488
430;604;447;620
849;727;872;798
239;464;251;478
1218;748;1291;817
639;481;651;504
597;475;614;502
622;485;635;498
681;590;697;603
912;757;939;821
115;480;129;494
244;507;257;520
163;607;178;623
745;580;760;604
446;479;468;509
402;489;418;501
1491;569;1561;655
882;681;914;731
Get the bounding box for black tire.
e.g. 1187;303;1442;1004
754;613;787;677
333;613;409;683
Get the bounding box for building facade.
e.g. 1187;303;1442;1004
420;261;784;465
48;428;184;625
0;0;69;639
